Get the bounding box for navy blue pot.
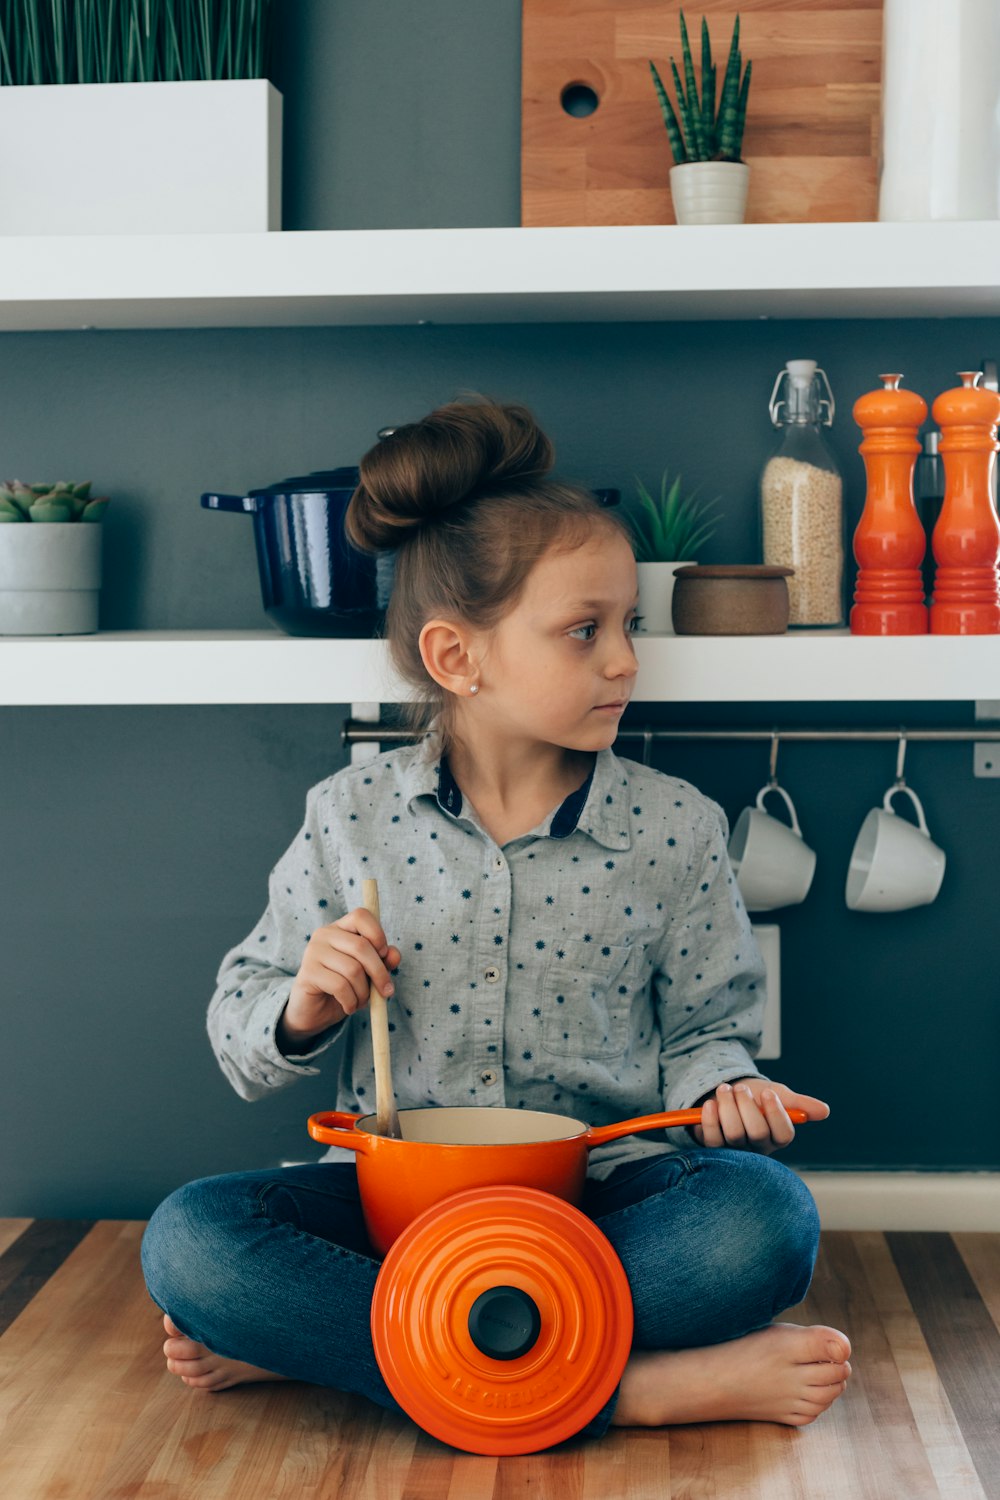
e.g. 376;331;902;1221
202;468;382;638
202;469;621;639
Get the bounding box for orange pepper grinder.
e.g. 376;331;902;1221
850;373;929;634
930;371;1000;634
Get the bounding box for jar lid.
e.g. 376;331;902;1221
673;564;794;579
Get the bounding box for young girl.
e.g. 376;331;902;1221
142;397;850;1439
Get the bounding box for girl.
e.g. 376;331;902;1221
142;397;850;1439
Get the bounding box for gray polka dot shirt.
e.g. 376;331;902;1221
208;734;767;1179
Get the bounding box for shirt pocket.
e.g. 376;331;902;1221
541;937;637;1060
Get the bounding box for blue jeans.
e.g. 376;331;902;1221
141;1148;820;1444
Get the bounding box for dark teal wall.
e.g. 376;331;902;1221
3;1;998;1217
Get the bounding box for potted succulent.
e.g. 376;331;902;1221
624;471;721;634
0;0;280;234
649;11;753;225
0;481;110;634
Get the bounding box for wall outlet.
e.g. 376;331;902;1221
751;923;781;1059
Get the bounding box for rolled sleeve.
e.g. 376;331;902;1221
207;780;349;1101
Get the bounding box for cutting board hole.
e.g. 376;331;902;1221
560;83;599;118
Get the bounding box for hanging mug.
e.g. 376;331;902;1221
845;783;946;913
728;783;817;912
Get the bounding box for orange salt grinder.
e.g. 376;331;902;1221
930;371;1000;634
850;373;929;635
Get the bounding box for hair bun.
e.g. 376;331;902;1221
346;396;554;552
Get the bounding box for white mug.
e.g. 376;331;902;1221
845;783;946;913
728;783;817;912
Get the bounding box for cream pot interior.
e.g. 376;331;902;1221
355;1106;590;1146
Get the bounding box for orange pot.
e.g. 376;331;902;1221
307;1102;750;1256
307;1102;808;1455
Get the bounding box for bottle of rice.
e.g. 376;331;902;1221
760;360;845;627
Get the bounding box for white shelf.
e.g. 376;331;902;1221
1;630;997;706
3;221;1000;330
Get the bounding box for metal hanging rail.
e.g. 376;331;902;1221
342;719;1000;748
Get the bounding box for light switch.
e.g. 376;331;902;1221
751;922;781;1059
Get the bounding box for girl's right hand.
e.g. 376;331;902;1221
278;908;402;1052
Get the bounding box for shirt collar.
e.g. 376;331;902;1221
401;738;632;851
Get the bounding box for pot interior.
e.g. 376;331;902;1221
357;1106;587;1146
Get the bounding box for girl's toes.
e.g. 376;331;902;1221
163;1313;185;1338
166;1353;212;1378
809;1359;852;1386
181;1369;229;1391
164;1334;205;1362
823;1330;851;1362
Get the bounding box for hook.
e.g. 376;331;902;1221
768;730;780;786
642;728;653;767
895;729;908;786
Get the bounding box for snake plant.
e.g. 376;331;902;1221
0;0;273;85
649;11;752;165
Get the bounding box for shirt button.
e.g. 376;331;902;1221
480;1069;498;1086
484;966;501;983
493;856;504;871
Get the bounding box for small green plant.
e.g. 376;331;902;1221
625;471;721;562
649;11;752;165
0;0;273;86
0;480;108;522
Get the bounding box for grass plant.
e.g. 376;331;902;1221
626;471;721;562
0;0;273;85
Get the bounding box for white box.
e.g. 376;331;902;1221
0;80;282;234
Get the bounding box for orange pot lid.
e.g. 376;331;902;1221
370;1185;633;1455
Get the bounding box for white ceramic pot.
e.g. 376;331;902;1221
0;80;282;234
669;162;749;225
636;560;691;634
0;525;102;634
879;0;1000;221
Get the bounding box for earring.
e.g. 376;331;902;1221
469;682;479;695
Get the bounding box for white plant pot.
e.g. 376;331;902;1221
669;162;749;225
0;80;282;234
0;525;102;634
879;0;1000;221
636;561;691;635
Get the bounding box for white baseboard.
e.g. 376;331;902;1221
797;1171;1000;1231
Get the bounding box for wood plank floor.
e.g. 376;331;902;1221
1;1220;998;1499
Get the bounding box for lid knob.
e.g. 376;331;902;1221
467;1285;542;1362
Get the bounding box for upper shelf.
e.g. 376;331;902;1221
3;221;1000;330
1;630;997;705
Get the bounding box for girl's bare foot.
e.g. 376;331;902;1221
161;1313;290;1392
612;1322;852;1428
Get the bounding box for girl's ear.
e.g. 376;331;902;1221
419;619;480;697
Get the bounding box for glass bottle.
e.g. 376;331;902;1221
760;359;845;627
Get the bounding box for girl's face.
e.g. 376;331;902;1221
478;526;640;751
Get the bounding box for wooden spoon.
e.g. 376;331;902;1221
362;878;403;1140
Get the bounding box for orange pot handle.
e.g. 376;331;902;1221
586;1106;809;1148
307;1110;371;1152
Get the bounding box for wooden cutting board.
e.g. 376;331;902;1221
522;0;882;225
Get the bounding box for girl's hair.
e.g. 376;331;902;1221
345;395;632;742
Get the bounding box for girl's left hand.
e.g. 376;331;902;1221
693;1078;830;1155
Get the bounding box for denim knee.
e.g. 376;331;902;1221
713;1153;821;1316
141;1174;248;1327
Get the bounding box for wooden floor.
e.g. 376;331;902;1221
1;1219;998;1499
